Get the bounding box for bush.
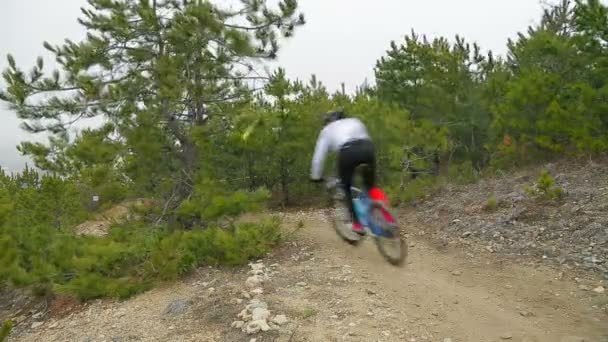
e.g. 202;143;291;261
0;320;12;342
1;218;282;300
484;196;499;211
387;176;443;205
175;178;270;227
302;307;317;318
525;170;564;200
0;167;282;301
448;160;480;185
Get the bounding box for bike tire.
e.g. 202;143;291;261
326;188;361;245
370;201;407;266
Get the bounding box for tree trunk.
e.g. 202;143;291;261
279;157;289;207
247;154;256;191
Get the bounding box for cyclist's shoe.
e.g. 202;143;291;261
352;222;365;235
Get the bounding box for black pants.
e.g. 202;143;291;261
338;139;376;224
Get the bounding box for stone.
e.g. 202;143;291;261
32;312;43;320
578;285;591;291
231;321;245;329
245;320;271;334
245;321;261;334
590;256;602;264
593;286;605;294
443;339;453;342
49;321;59;329
251;307;270;321
500;333;513;340
559;337;587;342
113;309;127;318
250;263;265;271
461;231;472;238
248;269;265;276
451;270;462;276
163;299;193;315
246;299;268;311
246;275;263;289
296;282;307;287
238;308;252;321
31;321;43;329
270;314;287;326
250;288;264;295
519;310;535;317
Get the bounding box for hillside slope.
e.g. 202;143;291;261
405;158;608;278
5;159;608;342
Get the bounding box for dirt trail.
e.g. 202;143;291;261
9;210;608;342
285;210;608;341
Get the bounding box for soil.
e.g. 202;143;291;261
4;159;608;342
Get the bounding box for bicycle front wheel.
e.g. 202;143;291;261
370;201;407;266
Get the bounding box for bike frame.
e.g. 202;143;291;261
350;186;391;238
326;176;407;266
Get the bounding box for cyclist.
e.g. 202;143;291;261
310;110;389;234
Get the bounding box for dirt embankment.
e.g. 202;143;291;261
4;159;608;342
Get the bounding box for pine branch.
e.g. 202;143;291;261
222;22;278;31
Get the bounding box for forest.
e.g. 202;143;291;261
0;0;606;299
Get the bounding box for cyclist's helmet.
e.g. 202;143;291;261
323;110;346;126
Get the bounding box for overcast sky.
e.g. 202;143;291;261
0;0;546;171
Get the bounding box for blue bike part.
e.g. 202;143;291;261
352;197;370;227
369;214;392;237
340;182;394;238
365;199;394;238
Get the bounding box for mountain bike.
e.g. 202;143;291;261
324;175;407;266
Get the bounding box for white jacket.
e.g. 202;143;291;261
310;118;371;180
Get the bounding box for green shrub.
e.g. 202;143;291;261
386;176;442;205
175;178;270;226
302;307;317;318
448;160;480;185
1;218;282;300
484;196;499;211
0;320;12;342
0;168;282;301
525;170;564;200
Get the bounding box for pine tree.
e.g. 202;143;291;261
374;31;493;168
0;0;304;220
490;0;608;156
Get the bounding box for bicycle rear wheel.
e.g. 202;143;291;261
326;186;361;245
370;201;407;266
